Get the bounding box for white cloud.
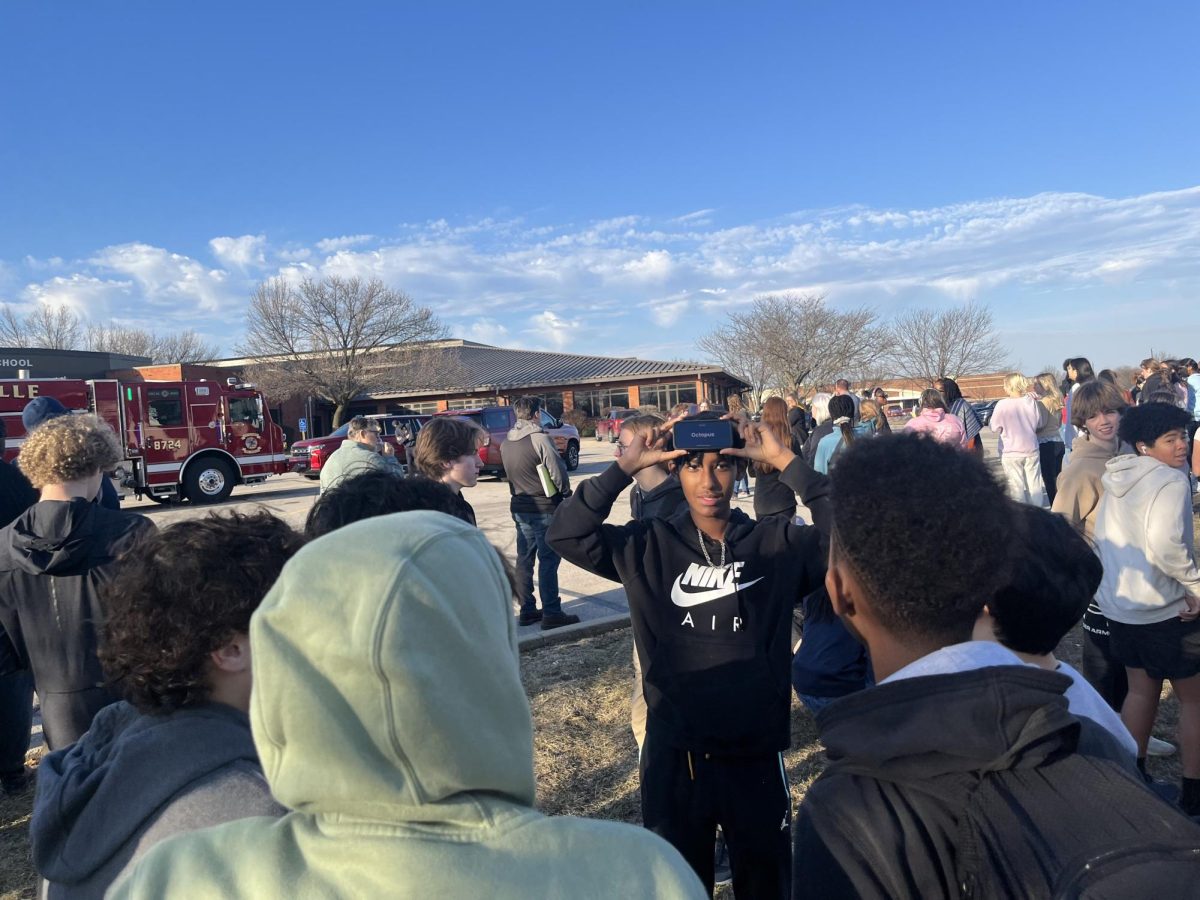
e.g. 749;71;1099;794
650;298;690;327
457;317;511;346
22;255;65;272
672;208;716;225
6;184;1200;370
209;234;266;269
316;234;376;253
622;249;674;282
24;274;133;316
527;310;583;350
91;243;233;312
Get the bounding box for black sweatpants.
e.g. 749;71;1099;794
0;633;31;776
1039;440;1065;505
640;733;791;900
1081;611;1128;711
39;688;115;752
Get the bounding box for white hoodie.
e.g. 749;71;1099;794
1094;453;1200;624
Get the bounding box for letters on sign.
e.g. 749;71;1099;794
0;384;41;400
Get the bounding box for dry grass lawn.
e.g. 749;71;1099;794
0;622;1186;900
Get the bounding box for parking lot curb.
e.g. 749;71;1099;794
518;612;631;652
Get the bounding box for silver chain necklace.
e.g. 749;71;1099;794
696;527;727;568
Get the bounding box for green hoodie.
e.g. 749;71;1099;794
112;511;704;900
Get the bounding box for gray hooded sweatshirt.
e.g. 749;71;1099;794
1095;454;1200;624
31;700;283;900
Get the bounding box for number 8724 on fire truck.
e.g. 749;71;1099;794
0;376;289;504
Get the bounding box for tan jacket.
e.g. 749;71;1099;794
1051;436;1117;539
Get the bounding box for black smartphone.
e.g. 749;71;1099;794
673;418;734;451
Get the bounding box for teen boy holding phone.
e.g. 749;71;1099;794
547;412;831;899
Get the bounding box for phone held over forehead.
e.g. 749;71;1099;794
673;418;734;452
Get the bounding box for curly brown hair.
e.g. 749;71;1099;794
18;414;122;488
99;511;305;713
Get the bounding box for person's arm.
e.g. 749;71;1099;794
779;456;832;537
1050;473;1098;533
548;427;682;580
989;402;1004;434
1143;480;1200;598
546;462;643;582
1193;433;1200;479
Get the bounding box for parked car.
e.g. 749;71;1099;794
971;400;998;426
289;413;430;479
434;407;580;474
594;408;641;442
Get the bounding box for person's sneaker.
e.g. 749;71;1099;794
713;827;732;887
1;769;31;796
1148;736;1177;757
517;609;543;627
540;612;580;630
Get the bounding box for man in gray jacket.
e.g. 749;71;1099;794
319;416;402;494
499;397;578;630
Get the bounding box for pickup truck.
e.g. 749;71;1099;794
289;413;430;479
435;407;580;474
594;408;641;442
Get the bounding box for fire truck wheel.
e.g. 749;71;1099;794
183;458;235;504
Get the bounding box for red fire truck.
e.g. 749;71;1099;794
0;376;288;504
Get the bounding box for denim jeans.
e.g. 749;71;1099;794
512;512;562;615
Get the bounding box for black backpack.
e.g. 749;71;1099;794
952;753;1200;899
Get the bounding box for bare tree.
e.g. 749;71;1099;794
239;276;459;426
150;329;221;364
696;318;779;413
85;322;222;363
0;303;82;349
0;305;27;345
886;304;1008;384
698;294;890;403
84;322;157;358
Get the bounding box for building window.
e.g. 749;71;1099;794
639;383;697;412
393;401;439;415
535;392;564;417
446;397;497;410
573;388;630;417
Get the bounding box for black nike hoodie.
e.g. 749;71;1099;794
547;457;831;754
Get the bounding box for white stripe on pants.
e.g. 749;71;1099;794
1001;455;1048;507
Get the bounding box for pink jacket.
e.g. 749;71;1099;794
904;408;966;447
990;395;1042;458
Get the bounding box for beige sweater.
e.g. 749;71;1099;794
1051;435;1117;539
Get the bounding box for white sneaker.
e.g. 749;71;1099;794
1148;736;1177;757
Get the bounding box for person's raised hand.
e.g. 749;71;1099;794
616;421;686;476
380;440;396;457
720;417;795;471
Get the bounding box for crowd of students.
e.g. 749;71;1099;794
1;358;1199;898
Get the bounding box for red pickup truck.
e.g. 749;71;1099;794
594;408;640;442
435;407;580;474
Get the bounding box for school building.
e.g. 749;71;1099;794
205;340;752;438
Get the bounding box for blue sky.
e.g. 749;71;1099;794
1;1;1197;371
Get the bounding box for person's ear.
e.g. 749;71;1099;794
210;633;251;675
825;558;857;620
